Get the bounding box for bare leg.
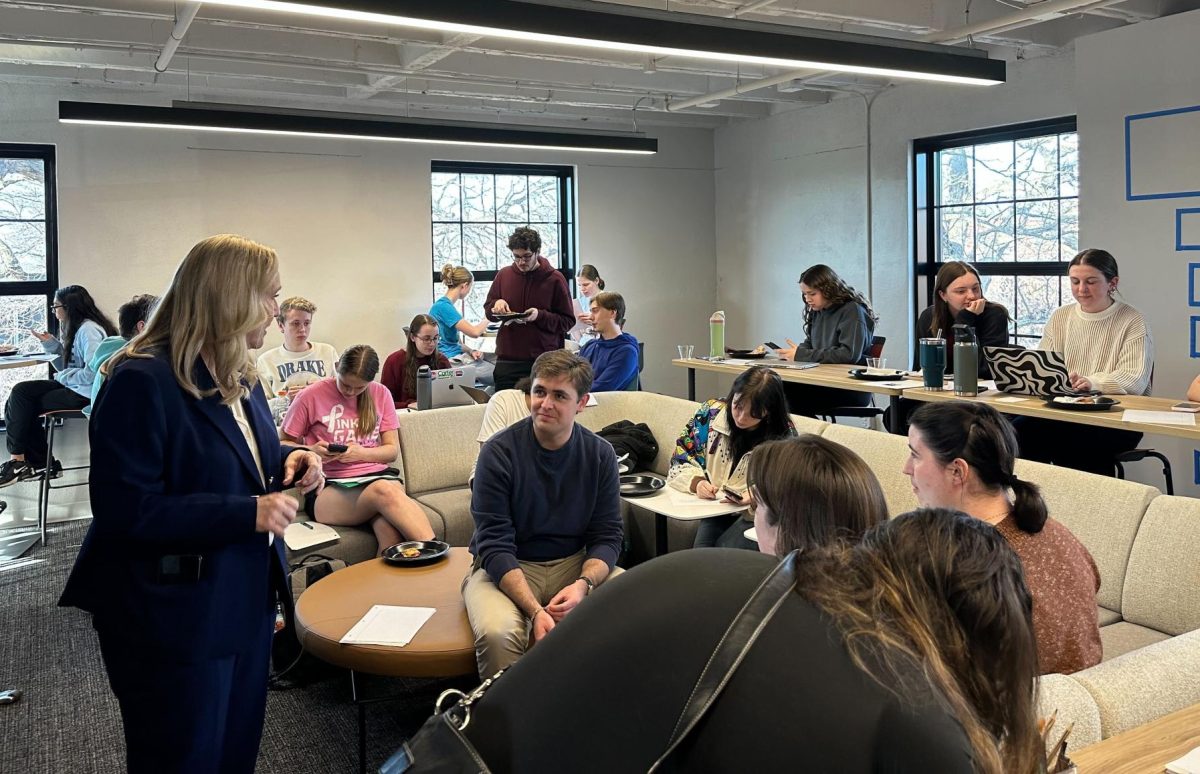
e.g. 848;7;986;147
356;480;436;541
369;515;403;555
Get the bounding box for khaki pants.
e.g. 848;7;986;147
461;552;585;678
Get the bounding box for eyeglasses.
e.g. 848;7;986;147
512;252;535;263
50;304;64;311
414;335;439;344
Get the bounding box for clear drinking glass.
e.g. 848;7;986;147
677;344;694;360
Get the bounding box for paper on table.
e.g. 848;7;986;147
1121;409;1197;426
993;395;1027;403
339;605;436;647
880;379;926;388
283;521;339;551
1167;745;1200;774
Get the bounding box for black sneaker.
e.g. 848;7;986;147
0;460;30;488
27;459;62;481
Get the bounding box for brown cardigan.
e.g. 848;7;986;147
996;515;1102;675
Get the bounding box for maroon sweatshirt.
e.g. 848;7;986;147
382;349;450;407
484;256;574;361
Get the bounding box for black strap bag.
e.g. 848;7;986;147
379;551;800;774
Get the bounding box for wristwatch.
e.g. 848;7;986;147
576;576;595;595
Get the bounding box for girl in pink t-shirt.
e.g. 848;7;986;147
281;345;434;550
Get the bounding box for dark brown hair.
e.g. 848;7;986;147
722;366;792;467
579;264;605;290
117;294;159;339
1069;248;1119;282
908;401;1047;534
798;264;877;335
531;349;593;398
55;285;118;366
404;314;439;402
591;291;625;327
927;261;1007;338
798;509;1043;774
748;434;887;554
507;226;541;255
336;344;380;440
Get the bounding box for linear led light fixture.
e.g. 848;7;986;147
58;101;658;155
187;0;1005;86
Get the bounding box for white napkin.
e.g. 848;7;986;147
1167;746;1200;774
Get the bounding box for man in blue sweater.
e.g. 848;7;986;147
464;349;623;677
580;291;640;391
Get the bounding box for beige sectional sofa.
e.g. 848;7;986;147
298;390;1200;746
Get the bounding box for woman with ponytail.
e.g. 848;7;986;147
568;263;606;346
282;344;434;551
430;263;495;387
904;400;1101;674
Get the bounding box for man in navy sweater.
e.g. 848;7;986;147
464;349;623;677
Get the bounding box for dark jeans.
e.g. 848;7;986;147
493;359;536;392
693;513;757;550
783;383;871;418
1012;416;1142;477
4;379;89;467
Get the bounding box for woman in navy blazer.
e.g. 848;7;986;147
60;235;323;774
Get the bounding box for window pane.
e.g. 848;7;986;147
1015;276;1060;340
460;174;495;222
0;221;48;281
979;274;1015;330
975;203;1015;263
939;206;974;262
1059;133;1078;197
528;176;559;222
432;223;462;272
462;224;499;271
534;226;559;267
0;159;46;220
460;280;492;351
495;176;528;222
0;294;50;419
938;147;973;206
1015;135;1058;199
974;141;1014;203
431;172;460;221
1015;200;1059;262
1060;199;1079;259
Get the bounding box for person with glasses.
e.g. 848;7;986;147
484;227;575;391
282;344;435;551
0;285;118;486
382;313;451;409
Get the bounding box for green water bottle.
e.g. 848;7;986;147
709;310;725;358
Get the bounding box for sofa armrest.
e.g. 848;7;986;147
1036;673;1102;750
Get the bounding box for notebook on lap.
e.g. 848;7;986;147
984;347;1085;397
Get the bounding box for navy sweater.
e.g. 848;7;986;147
470;417;623;583
581;332;640;391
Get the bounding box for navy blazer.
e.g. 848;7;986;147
60;352;299;659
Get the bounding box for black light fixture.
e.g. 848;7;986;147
58;101;659;155
187;0;1005;86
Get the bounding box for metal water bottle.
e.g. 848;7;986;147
416;365;432;410
952;324;979;397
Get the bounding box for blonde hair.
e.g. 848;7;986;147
107;234;279;405
441;264;474;289
337;345;380;440
277;296;316;323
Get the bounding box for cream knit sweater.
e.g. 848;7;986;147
1038;300;1153;395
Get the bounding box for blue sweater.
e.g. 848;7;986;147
581;332;640;391
470;417;623;583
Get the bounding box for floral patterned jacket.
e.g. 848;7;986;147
667;399;796;494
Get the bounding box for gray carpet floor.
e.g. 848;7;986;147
0;519;467;773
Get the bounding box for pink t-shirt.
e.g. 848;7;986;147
281;377;400;479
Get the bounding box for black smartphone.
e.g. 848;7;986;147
328;443;348;453
764;341;781;350
721;485;746;503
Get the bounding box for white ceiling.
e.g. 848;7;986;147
1;0;1196;130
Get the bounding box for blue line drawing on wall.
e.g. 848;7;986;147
1125;105;1200;201
1193;450;1200;486
1179;208;1200;251
1192;316;1200;358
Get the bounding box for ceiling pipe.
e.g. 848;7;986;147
155;2;202;73
667;0;1129;111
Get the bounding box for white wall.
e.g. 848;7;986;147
0;82;718;399
1076;10;1200;494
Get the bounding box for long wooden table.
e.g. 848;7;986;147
672;358;911;432
1070;702;1200;773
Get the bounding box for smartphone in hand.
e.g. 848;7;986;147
764;341;781;350
327;443;349;453
721;485;746;503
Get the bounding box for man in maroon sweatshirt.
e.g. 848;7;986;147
485;227;575;390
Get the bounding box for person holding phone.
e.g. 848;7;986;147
667;366;795;548
282;344;434;551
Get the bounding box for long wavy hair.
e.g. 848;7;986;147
54;285;117;365
798;264;877;335
404;314;439;400
337;345;380;440
798;509;1043;774
107;234;279;404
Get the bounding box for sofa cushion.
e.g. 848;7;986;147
1035;673;1102;750
395;404;487;495
286;515;378;566
1072;628;1200;738
789;414;830;436
577;392;699;477
1121;495;1200;636
1014;458;1155;613
1098;621;1170;661
1097;606;1121;627
415;487;475;547
818;424;919;516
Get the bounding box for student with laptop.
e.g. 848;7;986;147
914;261;1009;377
580;291;640;391
382;313;451;409
1013;249;1154;475
431;264;495;388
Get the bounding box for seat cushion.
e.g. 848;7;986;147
415;487;475;547
286;514;378;566
1072;629;1200;738
818;423;919;517
1036;673;1102;749
1121;495;1200;636
1097;606;1122;627
1099;621;1170;661
395;404;487;495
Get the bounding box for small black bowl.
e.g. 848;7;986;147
620;474;665;497
382;540;450;567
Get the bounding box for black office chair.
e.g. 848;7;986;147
820;336;886;425
36;409;89;545
623;341;645;392
1112;369;1174;493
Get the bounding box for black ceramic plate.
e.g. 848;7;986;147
847;368;906;381
493;311;531;321
619;474;665;497
382;540;450;567
1043;396;1121;412
725;348;767;359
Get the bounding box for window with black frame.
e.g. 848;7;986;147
0;145;58;420
913;118;1078;349
429;161;576;351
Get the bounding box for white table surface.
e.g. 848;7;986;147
622;486;746;521
744;527;758;542
0;354;56;371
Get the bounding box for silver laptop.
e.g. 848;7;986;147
984;346;1079;397
428;367;478;408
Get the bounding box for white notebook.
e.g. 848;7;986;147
283;521;339;551
340;605;436;647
